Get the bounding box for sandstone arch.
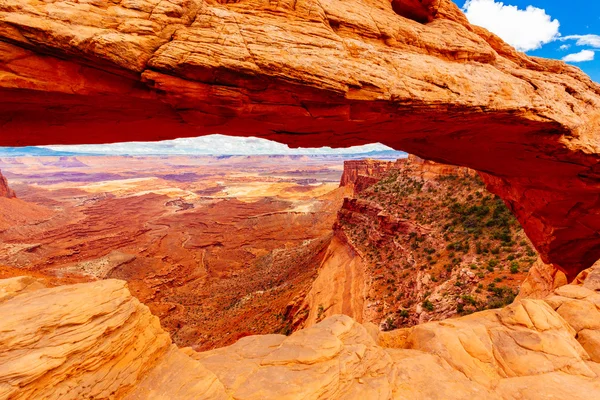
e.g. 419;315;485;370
1;0;600;278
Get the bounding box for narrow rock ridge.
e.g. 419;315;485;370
1;261;600;399
3;1;600;277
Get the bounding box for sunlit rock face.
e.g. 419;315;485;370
2;262;600;399
340;159;402;192
0;171;15;198
1;0;600;278
309;155;538;330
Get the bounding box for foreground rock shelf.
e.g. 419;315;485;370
1;264;600;399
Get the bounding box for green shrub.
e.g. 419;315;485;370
462;295;477;306
422;300;434;312
382;317;397;331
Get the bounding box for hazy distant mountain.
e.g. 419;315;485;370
0;146;86;157
0;135;407;159
315;150;407;160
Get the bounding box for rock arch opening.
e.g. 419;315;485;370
1;0;600;280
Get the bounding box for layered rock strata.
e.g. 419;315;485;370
339;155;476;194
340;159;403;193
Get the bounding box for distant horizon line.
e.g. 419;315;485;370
0;150;408;157
0;143;408;158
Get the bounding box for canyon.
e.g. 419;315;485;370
2;153;585;400
0;154;543;345
0;154;352;349
1;0;600;398
0;152;598;399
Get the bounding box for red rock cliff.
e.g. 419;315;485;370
340;159;404;193
1;0;600;278
0;171;16;199
406;154;476;179
340;155;476;193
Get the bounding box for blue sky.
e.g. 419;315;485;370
457;1;600;82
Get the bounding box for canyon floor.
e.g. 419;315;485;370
0;155;351;350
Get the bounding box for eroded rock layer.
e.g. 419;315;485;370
1;1;600;277
2;262;600;399
340;159;402;192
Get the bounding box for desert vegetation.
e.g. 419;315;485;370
339;164;536;329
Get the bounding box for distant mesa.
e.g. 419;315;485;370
0;146;85;157
41;156;88;168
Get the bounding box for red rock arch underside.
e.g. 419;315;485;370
1;0;600;279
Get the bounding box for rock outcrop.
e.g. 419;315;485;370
340;159;403;193
296;233;368;327
517;257;568;300
0;170;15;198
0;277;173;399
2;0;600;278
2;262;600;399
406;154;476;180
312;156;538;329
339;155;476;194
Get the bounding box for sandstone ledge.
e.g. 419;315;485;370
1;264;600;399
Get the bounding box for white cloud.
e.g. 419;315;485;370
42;134;399;156
562;49;595;62
462;0;560;52
561;34;600;48
559;44;571;51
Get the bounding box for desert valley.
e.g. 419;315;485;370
2;0;600;398
2;152;540;350
0;153;352;349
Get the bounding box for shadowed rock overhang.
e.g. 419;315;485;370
1;0;600;278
